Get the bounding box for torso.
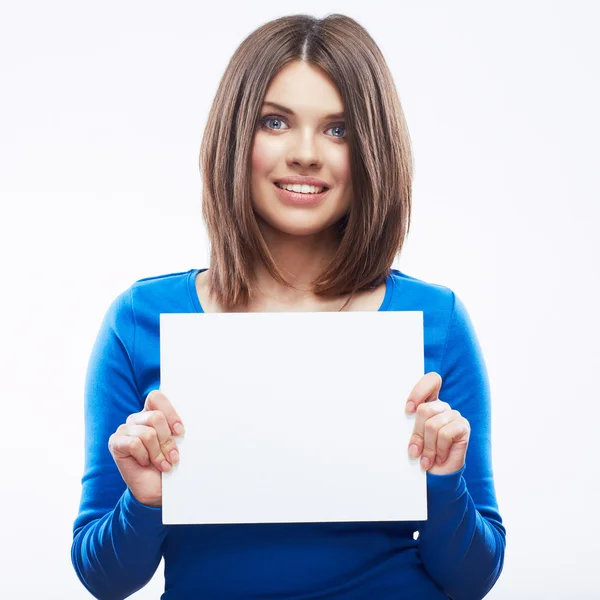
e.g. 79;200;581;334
195;270;387;313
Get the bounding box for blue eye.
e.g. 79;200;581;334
261;117;288;130
328;125;347;139
260;115;347;139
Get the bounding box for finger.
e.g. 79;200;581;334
421;410;454;470
408;399;450;458
436;413;470;464
406;372;442;413
108;432;151;467
145;389;185;436
127;410;179;464
124;424;175;472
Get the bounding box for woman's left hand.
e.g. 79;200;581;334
405;372;471;475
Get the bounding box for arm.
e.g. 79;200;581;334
417;292;506;600
71;288;168;599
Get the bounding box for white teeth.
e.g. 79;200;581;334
275;182;325;194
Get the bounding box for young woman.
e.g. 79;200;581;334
72;13;506;600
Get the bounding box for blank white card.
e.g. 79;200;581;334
160;311;426;525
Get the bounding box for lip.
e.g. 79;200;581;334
273;182;329;205
273;176;330;188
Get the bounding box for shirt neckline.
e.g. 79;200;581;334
187;268;395;313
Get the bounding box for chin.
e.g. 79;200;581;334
255;212;338;238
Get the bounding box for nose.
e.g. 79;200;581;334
287;128;322;168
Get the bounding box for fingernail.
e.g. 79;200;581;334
409;444;420;458
161;460;172;472
421;456;430;469
170;449;179;464
406;401;415;413
174;422;185;435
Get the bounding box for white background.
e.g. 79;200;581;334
1;1;598;598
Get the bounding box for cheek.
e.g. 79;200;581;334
325;145;352;188
251;135;278;176
338;150;352;184
335;149;353;203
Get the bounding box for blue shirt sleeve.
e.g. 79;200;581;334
71;288;168;599
417;292;506;600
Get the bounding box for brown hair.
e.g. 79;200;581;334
199;13;413;311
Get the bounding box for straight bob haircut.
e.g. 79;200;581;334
200;13;413;311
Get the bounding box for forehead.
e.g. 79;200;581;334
263;61;344;116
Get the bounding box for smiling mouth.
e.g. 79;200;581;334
272;182;330;204
273;182;330;194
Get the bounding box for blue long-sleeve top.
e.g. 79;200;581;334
72;267;506;600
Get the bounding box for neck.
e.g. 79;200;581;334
253;220;341;305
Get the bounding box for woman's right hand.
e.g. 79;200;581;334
108;390;185;508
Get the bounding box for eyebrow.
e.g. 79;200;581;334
262;101;344;120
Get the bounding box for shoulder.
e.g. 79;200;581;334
388;268;456;314
103;268;200;330
389;270;481;352
128;268;199;309
131;268;197;293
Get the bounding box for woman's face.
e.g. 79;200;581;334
251;60;353;239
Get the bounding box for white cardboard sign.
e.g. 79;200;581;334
160;311;426;525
